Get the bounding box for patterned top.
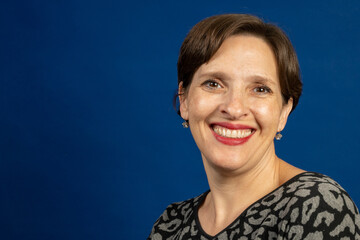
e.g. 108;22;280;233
148;172;360;239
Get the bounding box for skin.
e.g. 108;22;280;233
179;35;304;236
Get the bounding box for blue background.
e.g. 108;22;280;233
1;0;359;239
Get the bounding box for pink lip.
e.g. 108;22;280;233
210;122;255;146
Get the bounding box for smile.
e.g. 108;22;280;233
213;125;253;139
210;123;255;146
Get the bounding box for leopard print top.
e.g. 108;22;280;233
148;172;360;239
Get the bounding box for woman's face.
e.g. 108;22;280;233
179;35;293;173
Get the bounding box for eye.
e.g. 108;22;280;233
202;80;222;89
253;85;272;94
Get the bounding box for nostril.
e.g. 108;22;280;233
219;101;249;120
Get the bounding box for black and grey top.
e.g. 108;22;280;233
148;172;360;239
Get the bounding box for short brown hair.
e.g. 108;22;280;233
177;14;302;113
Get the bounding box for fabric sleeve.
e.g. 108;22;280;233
147;203;181;240
282;181;360;239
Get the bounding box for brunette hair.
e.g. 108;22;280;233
177;14;302;114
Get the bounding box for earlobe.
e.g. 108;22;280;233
178;82;189;120
278;98;293;132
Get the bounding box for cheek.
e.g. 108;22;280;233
188;93;217;120
253;102;271;115
251;100;282;127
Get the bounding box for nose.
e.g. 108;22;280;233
219;89;249;120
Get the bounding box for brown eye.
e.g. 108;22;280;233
254;86;272;94
203;80;221;89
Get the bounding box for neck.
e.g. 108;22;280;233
199;147;282;235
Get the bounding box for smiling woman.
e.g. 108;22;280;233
179;35;292;174
148;14;360;239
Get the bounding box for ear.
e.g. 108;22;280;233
178;82;189;120
277;98;293;132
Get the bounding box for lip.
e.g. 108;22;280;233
210;122;255;146
211;122;254;130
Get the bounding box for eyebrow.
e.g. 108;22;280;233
197;71;230;80
251;75;276;85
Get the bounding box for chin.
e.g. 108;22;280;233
203;152;251;173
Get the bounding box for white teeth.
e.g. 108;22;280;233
213;125;253;139
231;130;237;138
237;130;242;138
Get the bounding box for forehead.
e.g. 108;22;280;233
195;35;278;82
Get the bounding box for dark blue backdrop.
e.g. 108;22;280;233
1;0;359;239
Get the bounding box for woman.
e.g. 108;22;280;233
148;14;360;239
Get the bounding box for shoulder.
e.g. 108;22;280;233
148;192;207;239
279;172;360;238
283;172;358;214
